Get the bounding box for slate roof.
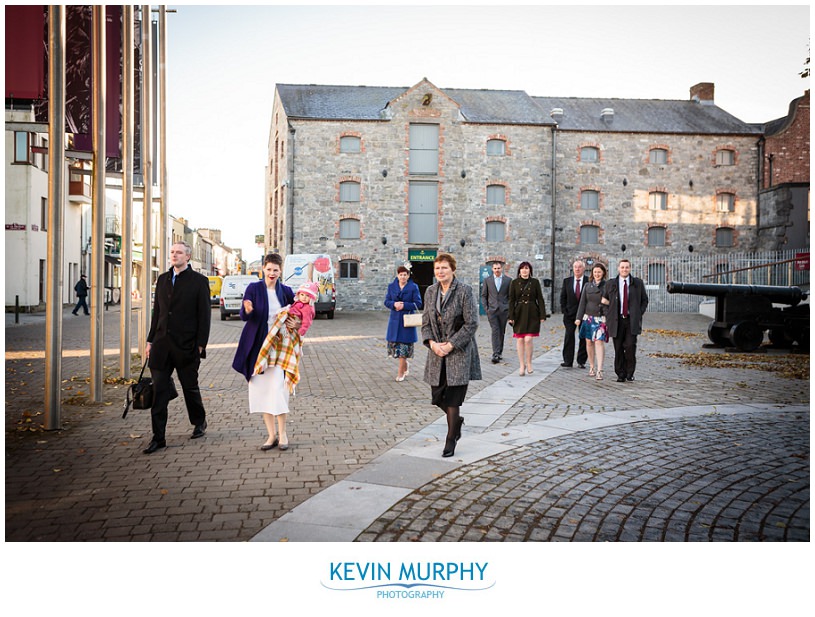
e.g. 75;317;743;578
275;83;761;135
532;96;762;135
275;84;406;120
276;83;554;125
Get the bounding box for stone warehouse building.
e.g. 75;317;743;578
266;79;765;311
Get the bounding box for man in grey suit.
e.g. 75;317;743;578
481;261;512;363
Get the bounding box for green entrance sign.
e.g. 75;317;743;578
408;249;437;262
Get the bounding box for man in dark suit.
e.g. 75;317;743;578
481;261;512;363
560;259;588;368
602;258;649;383
143;242;212;454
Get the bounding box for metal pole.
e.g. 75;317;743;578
549;124;558;311
45;5;66;430
90;5;107;402
140;5;154;360
158;6;169;274
120;5;134;379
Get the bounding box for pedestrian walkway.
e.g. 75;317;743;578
252;346;809;542
4;307;809;541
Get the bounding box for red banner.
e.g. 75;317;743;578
4;5;45;99
794;252;809;271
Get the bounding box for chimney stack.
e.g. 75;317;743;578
690;82;715;105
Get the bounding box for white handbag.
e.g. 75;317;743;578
403;313;423;328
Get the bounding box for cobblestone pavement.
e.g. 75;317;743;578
4;306;810;541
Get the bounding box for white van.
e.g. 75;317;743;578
219;274;260;320
283;254;336;319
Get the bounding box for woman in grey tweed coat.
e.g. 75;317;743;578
421;253;482;458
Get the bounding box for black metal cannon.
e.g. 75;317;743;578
666;282;809;352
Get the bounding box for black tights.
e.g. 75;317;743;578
445;406;461;441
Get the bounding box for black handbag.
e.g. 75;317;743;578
122;359;177;419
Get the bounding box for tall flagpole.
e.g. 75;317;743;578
90;5;107;402
120;5;135;378
44;5;66;429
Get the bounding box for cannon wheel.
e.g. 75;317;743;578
707;323;729;347
728;321;764;352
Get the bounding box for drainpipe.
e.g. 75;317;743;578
756;135;765;247
288;126;296;254
549;123;558;311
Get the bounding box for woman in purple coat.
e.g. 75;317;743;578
384;265;423;382
232;253;297;450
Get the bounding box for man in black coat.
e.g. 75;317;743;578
602;259;649;383
142;242;211;454
72;274;90;315
481;261;512;363
560;259;588;368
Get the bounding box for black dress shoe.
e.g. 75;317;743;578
491;356;499;364
260;438;279;451
560;362;573;368
616;377;626;382
626;376;635;382
442;438;456;458
143;439;166;454
578;364;586;369
455;417;465;442
191;420;207;439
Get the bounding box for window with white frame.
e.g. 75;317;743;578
485;221;505;242
581;190;599;210
339;260;359;279
716;228;734;247
486;139;506;156
580;146;599;162
486;184;506;206
717;193;735;212
340;136;361;153
580;225;599;244
339;181;360;203
715;149;735;166
647;226;666;246
649;148;668;164
339;218;360;239
649;191;668;210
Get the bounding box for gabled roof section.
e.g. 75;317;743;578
761;91;809;137
533;96;762;135
276;83;555;125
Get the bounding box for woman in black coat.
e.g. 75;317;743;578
508;261;547;376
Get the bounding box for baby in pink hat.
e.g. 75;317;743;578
287;281;318;337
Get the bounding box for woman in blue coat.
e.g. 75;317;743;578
384;265;423;382
232;253;296;450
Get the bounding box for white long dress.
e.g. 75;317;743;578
248;287;290;415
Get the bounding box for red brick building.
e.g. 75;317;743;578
757;90;810;250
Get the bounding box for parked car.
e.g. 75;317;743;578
283;253;336;319
220;275;260;320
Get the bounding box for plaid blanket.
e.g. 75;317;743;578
253;307;303;392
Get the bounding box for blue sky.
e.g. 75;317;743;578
164;3;811;261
